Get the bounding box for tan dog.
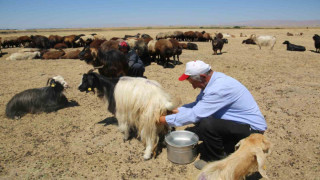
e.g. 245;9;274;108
196;133;272;180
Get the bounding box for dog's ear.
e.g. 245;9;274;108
262;137;272;155
254;147;269;179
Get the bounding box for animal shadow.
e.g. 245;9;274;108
98;116;118;126
66;100;80;108
0;52;8;57
310;50;319;53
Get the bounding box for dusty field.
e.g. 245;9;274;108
0;28;319;180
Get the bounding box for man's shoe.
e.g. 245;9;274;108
194;159;208;170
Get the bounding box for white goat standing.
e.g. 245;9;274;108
114;76;177;160
251;34;276;50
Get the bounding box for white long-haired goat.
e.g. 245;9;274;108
114;76;178;160
250;34;276;50
197;133;272;180
78;73;178;160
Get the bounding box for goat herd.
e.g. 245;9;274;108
1;29;320;179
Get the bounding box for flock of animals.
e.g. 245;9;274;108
1;29;320;179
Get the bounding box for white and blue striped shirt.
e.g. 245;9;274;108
166;72;267;131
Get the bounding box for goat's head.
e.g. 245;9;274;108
235;134;272;179
282;41;290;45
51;75;69;88
78;72;98;93
46;78;64;92
79;46;98;65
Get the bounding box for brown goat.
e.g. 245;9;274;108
48;35;64;48
169;38;182;65
60;49;81;59
155;39;174;68
54;43;68;50
197;133;272;180
42;50;65;59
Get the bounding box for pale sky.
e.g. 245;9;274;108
0;0;319;29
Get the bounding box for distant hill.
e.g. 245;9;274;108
222;20;320;27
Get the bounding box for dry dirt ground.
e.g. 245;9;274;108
0;28;319;180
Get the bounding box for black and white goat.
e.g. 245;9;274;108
282;41;306;51
78;72;178;160
5;76;69;119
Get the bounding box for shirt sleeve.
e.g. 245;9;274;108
166;91;234;127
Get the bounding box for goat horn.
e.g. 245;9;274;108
46;78;53;86
94;65;104;69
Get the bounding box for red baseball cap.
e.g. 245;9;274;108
178;60;211;81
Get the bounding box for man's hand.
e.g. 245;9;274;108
167;108;179;115
158;115;167;125
158;108;179;126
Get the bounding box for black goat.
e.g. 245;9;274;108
78;71;119;114
5;77;69;119
187;42;198;50
212;37;228;55
282;41;306;51
242;38;256;45
313;34;320;53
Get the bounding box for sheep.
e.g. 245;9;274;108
282;41;306;51
124;33;140;40
242;38;256;45
250;34;276;50
156;32;166;40
78;39;107;65
155;39;174;68
187;42;198;50
75;35;95;47
212;37;228;55
93;34;107;40
42;50;65;60
5;76;69;119
53;43;68;50
240;33;247;37
202;33;212;42
169;38;182;65
184;31;196;42
287;32;294;36
141;34;152;39
173;31;184;41
29;35;50;49
60;49;81;59
197;133;272;180
17;36;32;47
313;34;320;53
6;51;40;60
78;73;178;160
195;31;204;41
99;40;119;52
48;35;64;48
134;38;151;65
126;38;138;50
179;42;188;49
147;40;158;62
1;36;20;48
96;49;129;78
63;34;83;48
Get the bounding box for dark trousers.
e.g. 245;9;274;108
195;117;262;161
